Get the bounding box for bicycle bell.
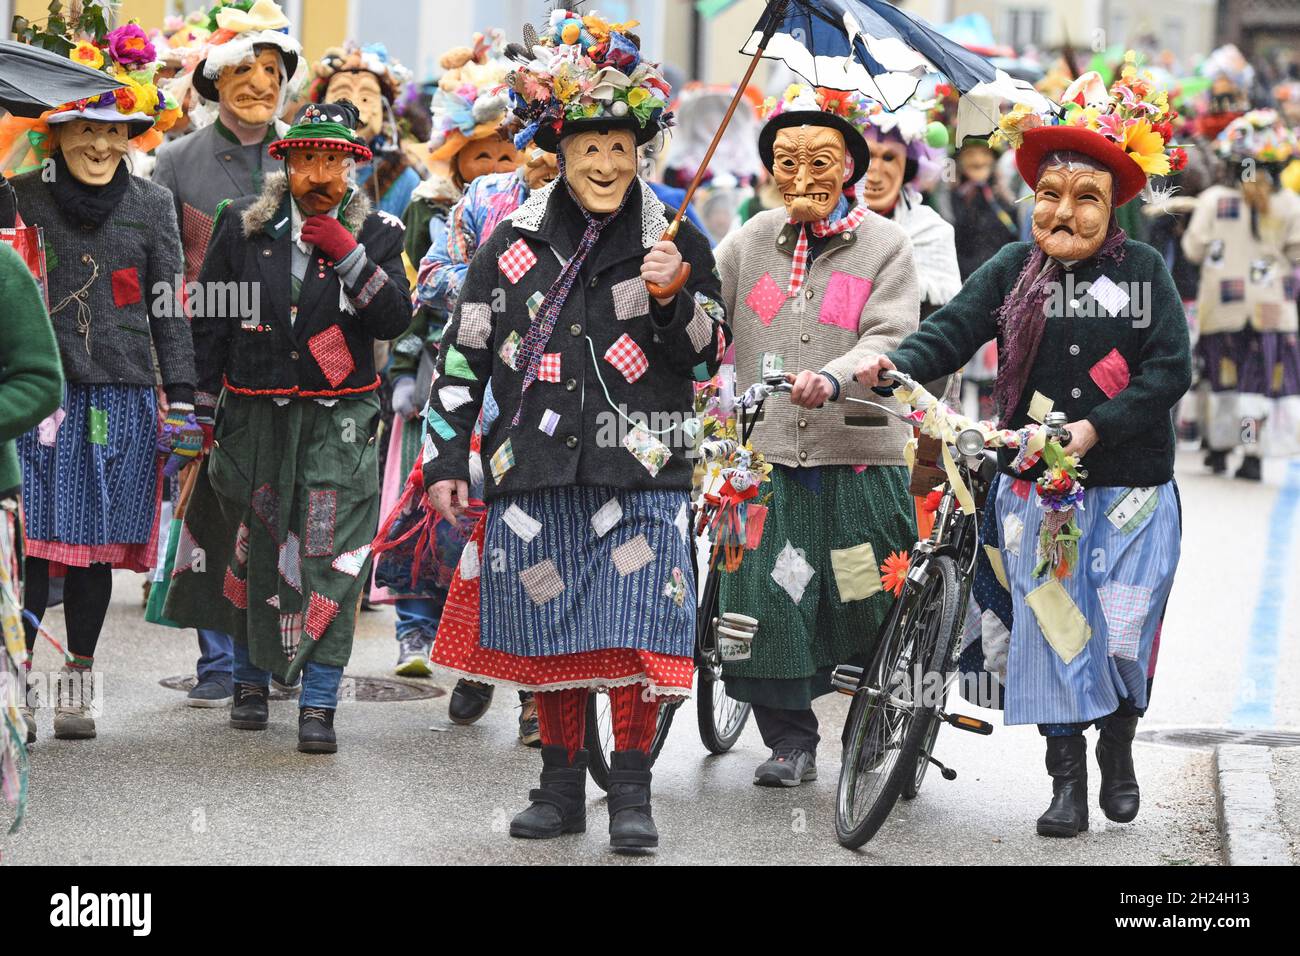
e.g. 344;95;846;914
956;427;985;457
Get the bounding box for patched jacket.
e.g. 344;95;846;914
420;178;730;500
192;172;411;421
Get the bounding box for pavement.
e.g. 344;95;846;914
2;447;1296;866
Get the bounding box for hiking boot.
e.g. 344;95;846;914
607;750;658;852
1036;734;1089;838
53;665;96;740
447;679;493;725
298;706;337;754
186;677;233;708
517;691;541;747
229;683;269;730
394;633;434;678
753;748;817;787
510;745;587;838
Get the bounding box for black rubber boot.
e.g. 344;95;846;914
509;746;588;839
1096;715;1141;823
607;750;658;852
1036;735;1089;838
229;683;269;730
1235;454;1262;481
1204;449;1228;474
297;706;337;754
447;679;494;725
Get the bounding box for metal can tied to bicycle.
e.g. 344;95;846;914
716;612;759;662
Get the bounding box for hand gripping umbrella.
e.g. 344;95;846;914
0;39;125;118
646;0;1047;298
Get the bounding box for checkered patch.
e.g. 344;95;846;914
519;558;565;605
172;521;199;577
499;330;522;370
234;522;250;567
305;489;337;557
181;203;214;283
304;592;342;641
307;324;356;388
281;612;303;661
1216;196;1240;219
611;276;649;321
252;484;279;538
222;567;248;609
604;333;649;384
527;291;545;318
457;302;493;349
538;352;561;382
611;534;655;576
489;438;515;483
687;295;716;353
499;238;538;284
331;545;371;578
278;532;302;593
1098;581;1150;661
1220;278;1246;304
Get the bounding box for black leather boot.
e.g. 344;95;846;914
1204;449;1228;474
229;683;269;730
1036;735;1089;838
1096;714;1141;823
447;679;494;725
297;707;337;753
607;750;658;852
1235;454;1262;481
509;745;588;839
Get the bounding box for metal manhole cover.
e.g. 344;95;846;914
160;674;444;702
1137;727;1300;750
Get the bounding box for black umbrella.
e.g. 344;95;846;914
0;39;124;118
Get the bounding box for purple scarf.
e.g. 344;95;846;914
993;221;1128;425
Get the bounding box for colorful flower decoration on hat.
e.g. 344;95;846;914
1215;108;1298;167
426;30;516;163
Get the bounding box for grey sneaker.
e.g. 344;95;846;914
187;678;233;708
754;748;817;787
53;665;96;740
394;634;434;677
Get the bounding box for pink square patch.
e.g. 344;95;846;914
499;238;537;284
745;272;785;326
1089;348;1131;399
818;271;873;331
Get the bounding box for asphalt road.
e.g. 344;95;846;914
4;448;1291;866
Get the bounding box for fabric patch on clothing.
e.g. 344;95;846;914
252;483;279;538
675;501;690;544
687;294;718;352
604;333;649;384
499;330;522;370
745;272;784;325
612;276;650;321
222;567;248;609
443;344;475;381
307;325;356;388
829;541;882;602
1089;348;1131;398
771;540;815;605
538;408;560;436
352;268;388;308
304;591;341;641
502;502;541;542
489;438;515;483
591;497;623;538
459;540;481;580
233;522;250;567
111;267;142;307
663;567;687;607
439;385;472;412
457;302;493;349
305;489;337;557
983;544;1009;589
172;521;200;576
1027;391;1054;424
1104;486;1158;534
1219;278;1245;304
1086;275;1130;317
88;407;108;445
538;353;561;382
1025;578;1092;665
280;612;303;660
425;408;456;441
421;433;439;463
1098;581;1150;661
819;271;873;331
1001;513;1024;555
331;544;371;578
526;290;544;318
519;558;565;604
622;426;671;477
611;534;655;576
1216;196;1240;219
500;238;538;284
278;531;302;593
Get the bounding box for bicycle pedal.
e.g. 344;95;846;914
831;664;863;696
941;711;993;735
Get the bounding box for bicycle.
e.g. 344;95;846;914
583;376;791;790
832;369;1072;848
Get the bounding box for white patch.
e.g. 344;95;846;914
590;497;623;538
421;433;439;464
1086;275;1130;317
331;545;371;578
980;609;1010;682
266;594;280;609
539;408;560;436
439;385;472;411
770;540;815;605
675;501;690;544
502;503;542;543
459;541;481;580
1001;513;1024;555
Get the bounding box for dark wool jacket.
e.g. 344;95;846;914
192;172;411;421
421;178;730;500
10;170;195;403
888;239;1192;488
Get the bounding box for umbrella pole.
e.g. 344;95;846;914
647;0;787;298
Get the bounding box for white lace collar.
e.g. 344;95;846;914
507;177;669;250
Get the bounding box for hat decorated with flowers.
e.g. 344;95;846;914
994;52;1185;206
192;0;301;103
427;30;514;164
268;100;373;162
505;8;672;153
1215;109;1298;170
309;42;412;106
757;85;873;188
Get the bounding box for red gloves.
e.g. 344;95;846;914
301;215;359;262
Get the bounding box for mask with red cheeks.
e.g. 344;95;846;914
287;148;352;216
1031;164;1114;260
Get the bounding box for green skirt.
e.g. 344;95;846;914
720;463;914;709
164;392;381;679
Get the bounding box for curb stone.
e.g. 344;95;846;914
1213;744;1292;866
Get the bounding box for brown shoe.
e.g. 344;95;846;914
518;692;541;747
53;665;97;740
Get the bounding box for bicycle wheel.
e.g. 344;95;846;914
584;689;681;792
835;555;961;848
695;563;752;753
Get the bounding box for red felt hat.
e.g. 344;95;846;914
1015;125;1148;206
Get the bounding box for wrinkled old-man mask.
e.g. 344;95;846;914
457;130;520;184
521;147;558;191
54;120;130;185
862;132;907;214
288;147;352;216
214;48;284;126
1031;162;1113;260
326;71;385;141
561;128;637;214
772;125;846;222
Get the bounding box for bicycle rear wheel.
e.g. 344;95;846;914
584;689;680;792
835;555;961;848
695;562;751;753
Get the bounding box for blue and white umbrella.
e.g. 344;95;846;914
740;0;1050;143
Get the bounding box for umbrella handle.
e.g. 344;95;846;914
644;220;692;299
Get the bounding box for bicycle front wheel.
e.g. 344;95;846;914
835;554;961;849
694;562;751;753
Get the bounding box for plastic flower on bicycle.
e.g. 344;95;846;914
1033;447;1086;580
880;551;910;598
